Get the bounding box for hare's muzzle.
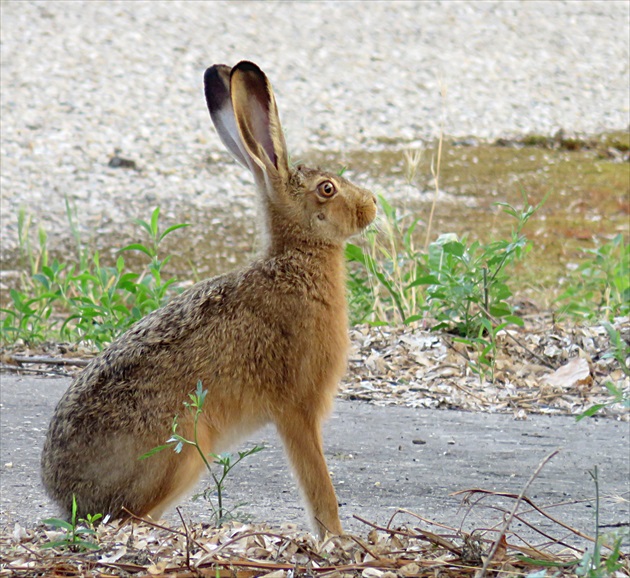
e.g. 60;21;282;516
356;191;377;230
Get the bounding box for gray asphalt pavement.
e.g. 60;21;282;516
1;374;628;550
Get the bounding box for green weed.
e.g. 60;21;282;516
576;322;630;421
193;448;265;526
41;494;100;551
346;194;544;379
347;194;541;332
422;195;542;335
575;467;627;577
346;195;427;326
140;380;264;527
64;207;189;347
121;206;190;309
1;211;59;343
1;206;187;348
557;233;629;321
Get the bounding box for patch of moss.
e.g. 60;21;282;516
600;130;630;152
520;134;552;148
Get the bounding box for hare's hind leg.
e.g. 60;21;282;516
145;422;215;521
145;447;208;520
276;412;342;539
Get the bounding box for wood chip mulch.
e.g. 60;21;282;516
344;314;629;421
2;314;628;420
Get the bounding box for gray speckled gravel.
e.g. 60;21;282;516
1;0;629;266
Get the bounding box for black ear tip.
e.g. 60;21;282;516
204;65;225;87
204;64;231;113
233;60;264;76
204;66;216;82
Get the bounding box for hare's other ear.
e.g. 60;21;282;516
229;61;290;186
204;64;252;170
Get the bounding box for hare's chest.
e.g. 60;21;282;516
301;303;349;382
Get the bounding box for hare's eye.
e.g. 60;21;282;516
317;180;336;198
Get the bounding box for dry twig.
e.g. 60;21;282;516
475;448;559;577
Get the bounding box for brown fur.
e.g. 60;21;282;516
41;61;376;539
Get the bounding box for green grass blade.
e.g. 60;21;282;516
159;223;190;242
138;443;173;460
120;243;153;258
42;518;73;531
150;207;160;238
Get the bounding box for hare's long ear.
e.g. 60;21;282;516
204;64;253;170
229;61;290;190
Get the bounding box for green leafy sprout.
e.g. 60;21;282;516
41;494;101;551
140;380;264;527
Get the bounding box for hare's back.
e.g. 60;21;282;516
47;275;239;428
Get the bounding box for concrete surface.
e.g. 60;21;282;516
1;374;628;549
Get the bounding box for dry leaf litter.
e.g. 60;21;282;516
4;506;626;578
345;315;629;420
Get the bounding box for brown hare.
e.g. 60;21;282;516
41;61;376;539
